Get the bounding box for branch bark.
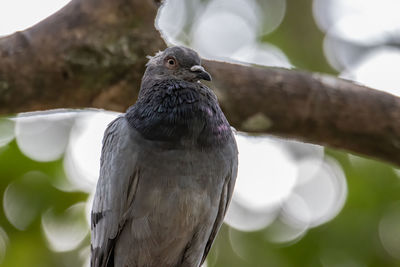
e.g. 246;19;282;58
204;61;400;166
1;0;400;166
0;0;166;113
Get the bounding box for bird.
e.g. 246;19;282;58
91;46;238;267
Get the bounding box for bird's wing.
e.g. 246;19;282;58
91;116;140;267
200;144;238;265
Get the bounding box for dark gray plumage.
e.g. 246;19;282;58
91;46;238;267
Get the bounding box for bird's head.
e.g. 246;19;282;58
144;46;211;83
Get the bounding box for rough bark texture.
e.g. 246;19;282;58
1;0;400;166
0;0;166;113
204;61;400;166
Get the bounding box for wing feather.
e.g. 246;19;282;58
200;144;238;265
91;116;140;267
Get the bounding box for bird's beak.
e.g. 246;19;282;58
190;65;212;81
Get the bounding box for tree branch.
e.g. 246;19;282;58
1;0;400;166
204;60;400;166
0;0;166;113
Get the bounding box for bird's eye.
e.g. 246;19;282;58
168;59;175;66
165;57;177;69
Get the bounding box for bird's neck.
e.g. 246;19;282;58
125;79;231;148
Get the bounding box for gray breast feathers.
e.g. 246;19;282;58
91;116;238;267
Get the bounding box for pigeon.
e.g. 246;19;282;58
91;46;238;267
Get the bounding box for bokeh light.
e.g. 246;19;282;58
341;48;400;97
80;246;91;267
313;0;400;34
314;0;400;101
192;9;256;59
41;202;88;252
156;0;187;44
256;0;286;36
285;158;347;228
379;201;400;259
264;212;308;244
0;227;9;264
0;0;71;36
15;112;75;162
3;171;49;230
64;111;118;192
232;43;292;68
234;134;298;211
225;199;280;232
0;119;15;147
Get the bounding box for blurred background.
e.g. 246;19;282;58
1;0;400;266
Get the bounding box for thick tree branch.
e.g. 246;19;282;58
0;0;166;113
204;61;400;166
1;0;400;166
